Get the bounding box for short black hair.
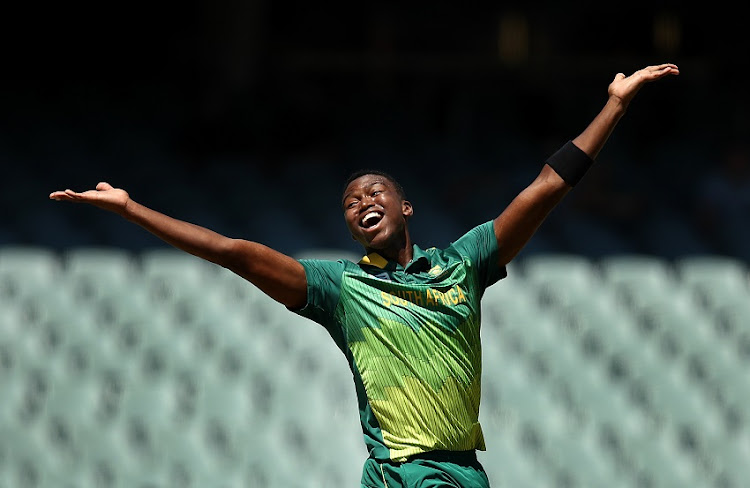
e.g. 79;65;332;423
342;169;407;200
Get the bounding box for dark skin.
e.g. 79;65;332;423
342;176;414;264
50;64;679;311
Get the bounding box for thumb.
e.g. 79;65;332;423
613;72;626;83
96;182;114;191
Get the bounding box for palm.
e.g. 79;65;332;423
49;182;130;214
608;63;679;106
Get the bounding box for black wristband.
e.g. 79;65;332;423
545;141;594;186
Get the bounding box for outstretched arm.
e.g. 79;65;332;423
493;63;679;265
49;182;308;309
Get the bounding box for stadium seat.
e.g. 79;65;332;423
482;263;532;305
643;363;724;446
651;299;726;365
478;431;542;488
250;413;326;486
43;318;129;387
2;247;748;487
712;359;750;434
272;348;366;484
88;366;130;428
8;281;78;329
492;294;538;339
139;248;213;281
1;304;30;364
563;290;638;354
0;246;61;302
212;265;266;303
267;362;332;437
498;354;570;442
0;373;26;428
504;307;587;391
630;432;698;488
63;247;137;303
192;382;255;473
702;436;750;488
310;457;366;488
713;299;750;341
156;432;218;488
139;248;218;303
481;345;515;406
7;289;101;376
480;278;539;332
675;255;749;310
546;430;627;488
1;366;52;430
79;429;145;488
115;379;181;469
0;425;54;488
568;358;646;439
598;254;677;308
236;422;301;487
519;253;603;308
39;377;103;476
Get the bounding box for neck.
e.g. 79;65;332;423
365;231;413;267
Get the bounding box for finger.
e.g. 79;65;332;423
49;190;78;201
647;65;680;80
642;63;677;72
632;65;677;84
64;189;95;201
96;182;113;191
653;63;679;73
649;64;679;76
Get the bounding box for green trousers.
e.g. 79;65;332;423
360;450;490;488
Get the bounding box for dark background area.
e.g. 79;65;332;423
1;2;748;260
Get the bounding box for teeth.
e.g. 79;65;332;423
362;212;381;226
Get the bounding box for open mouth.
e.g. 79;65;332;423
360;211;383;229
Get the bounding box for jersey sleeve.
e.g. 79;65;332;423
290;258;346;328
450;220;507;290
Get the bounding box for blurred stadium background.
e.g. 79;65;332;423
1;2;748;487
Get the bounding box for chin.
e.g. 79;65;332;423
365;232;395;251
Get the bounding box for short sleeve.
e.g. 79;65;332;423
291;258;346;328
450;221;507;290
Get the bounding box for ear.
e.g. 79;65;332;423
402;200;413;219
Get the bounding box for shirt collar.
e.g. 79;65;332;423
358;244;431;272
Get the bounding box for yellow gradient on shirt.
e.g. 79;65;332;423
349;316;484;460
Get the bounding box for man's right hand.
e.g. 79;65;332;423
50;182;130;216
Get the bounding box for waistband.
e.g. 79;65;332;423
403;449;478;464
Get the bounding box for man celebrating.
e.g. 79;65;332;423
51;63;679;487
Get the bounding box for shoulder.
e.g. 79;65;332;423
297;258;356;287
449;221;497;255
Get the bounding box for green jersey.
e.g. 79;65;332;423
295;221;506;462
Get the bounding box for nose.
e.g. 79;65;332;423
359;195;376;209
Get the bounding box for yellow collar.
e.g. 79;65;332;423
358;253;390;269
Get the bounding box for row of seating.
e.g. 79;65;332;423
2;248;748;321
1;247;749;487
2;246;748;293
